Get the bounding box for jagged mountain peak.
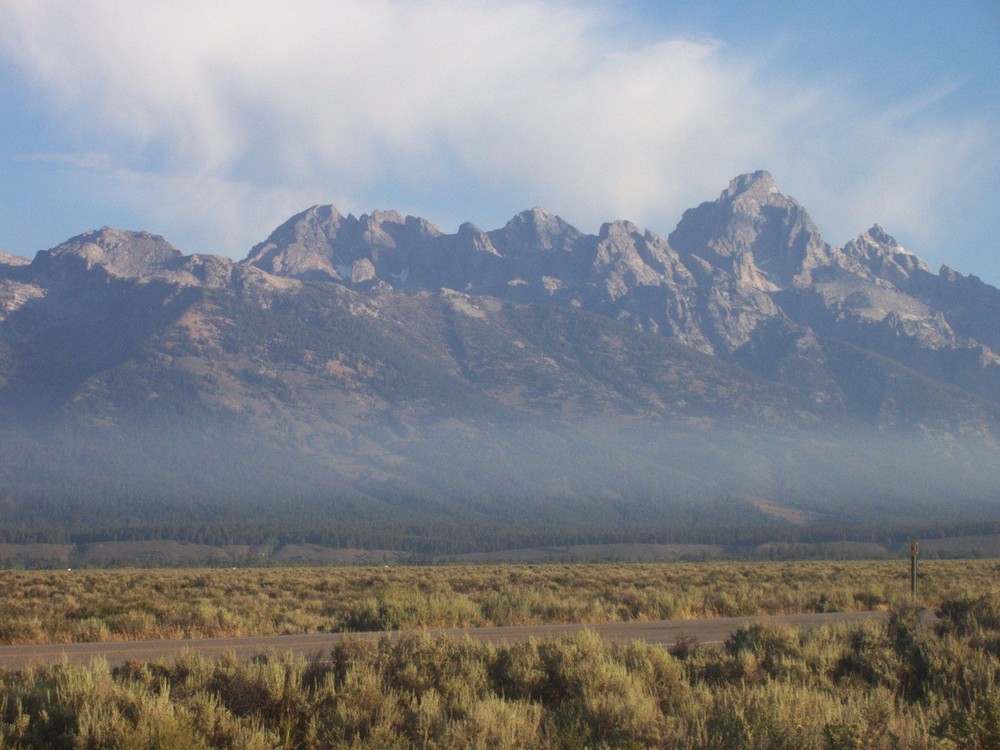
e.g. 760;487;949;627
845;224;921;261
852;224;908;253
456;222;501;257
717;171;809;226
841;223;930;283
244;207;342;280
249;205;346;255
598;219;641;239
865;224;895;244
35;227;182;278
503;206;565;232
490;206;581;255
722;170;780;201
359;208;404;225
517;205;556;219
300;203;345;222
353;209;437;238
282;204;345;234
670;171;831;289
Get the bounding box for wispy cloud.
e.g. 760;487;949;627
17;151;110;166
0;0;995;266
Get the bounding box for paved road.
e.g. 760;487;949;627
0;610;914;669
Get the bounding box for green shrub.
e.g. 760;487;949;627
939;684;1000;750
342;585;481;631
888;604;933;701
821;699;898;750
938;593;1000;637
832;624;898;689
725;623;805;682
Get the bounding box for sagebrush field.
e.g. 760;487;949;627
0;560;998;748
0;559;998;644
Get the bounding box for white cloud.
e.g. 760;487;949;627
0;0;996;267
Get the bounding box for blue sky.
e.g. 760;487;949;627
1;1;998;284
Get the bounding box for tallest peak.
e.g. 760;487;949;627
722;170;779;200
516;205;557;222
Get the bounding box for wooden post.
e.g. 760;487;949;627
910;540;918;600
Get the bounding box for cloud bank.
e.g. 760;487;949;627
0;0;996;271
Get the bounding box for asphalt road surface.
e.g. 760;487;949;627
0;610;921;670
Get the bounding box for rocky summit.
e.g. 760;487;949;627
239;170;1000;408
1;172;999;541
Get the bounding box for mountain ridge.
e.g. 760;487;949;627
2;171;999;544
230;171;1000;408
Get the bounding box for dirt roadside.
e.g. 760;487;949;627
0;609;934;669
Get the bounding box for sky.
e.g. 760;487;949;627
1;1;998;284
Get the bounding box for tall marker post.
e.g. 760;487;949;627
910;540;918;600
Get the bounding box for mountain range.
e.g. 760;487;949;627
1;171;998;549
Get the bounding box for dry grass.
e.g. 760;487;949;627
0;559;996;645
0;594;997;748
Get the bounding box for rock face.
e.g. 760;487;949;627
2;171;1000;534
33;227;184;278
239;172;1000;407
0;252;30;267
670;170;834;289
245;206;443;288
